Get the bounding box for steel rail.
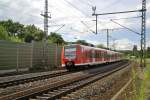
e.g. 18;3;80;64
0;60;129;100
0;70;69;88
30;61;130;100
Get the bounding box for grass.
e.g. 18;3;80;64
142;59;150;100
132;58;150;100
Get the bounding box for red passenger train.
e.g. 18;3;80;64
61;44;123;71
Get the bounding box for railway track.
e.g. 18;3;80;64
0;60;130;100
29;61;130;100
0;69;69;88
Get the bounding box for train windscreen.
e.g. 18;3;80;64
64;46;76;59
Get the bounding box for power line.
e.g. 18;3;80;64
111;19;141;35
48;24;65;27
100;28;122;49
69;27;98;42
70;27;88;34
92;9;144;16
54;24;65;33
63;0;88;17
111;16;142;20
92;0;147;67
81;21;95;34
51;1;84;18
77;0;93;7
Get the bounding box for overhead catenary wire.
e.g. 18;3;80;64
111;19;141;35
68;27;101;42
81;21;95;34
54;24;66;33
51;1;84;19
49;0;94;35
92;9;144;16
77;0;93;7
63;0;89;17
111;16;142;20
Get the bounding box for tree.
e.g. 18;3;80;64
24;25;44;43
133;45;138;57
0;25;9;40
147;47;150;58
0;20;44;43
0;19;24;36
147;47;150;53
47;32;65;45
96;44;106;49
76;40;89;46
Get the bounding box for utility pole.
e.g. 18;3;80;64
92;1;147;67
41;0;51;69
44;0;48;38
141;0;146;67
92;9;143;35
92;6;97;34
101;29;111;50
41;0;51;40
100;28;122;50
107;29;109;49
96;15;98;34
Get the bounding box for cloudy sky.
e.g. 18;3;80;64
0;0;150;50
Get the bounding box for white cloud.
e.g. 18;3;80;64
112;38;135;50
147;41;150;47
147;18;150;27
0;0;149;50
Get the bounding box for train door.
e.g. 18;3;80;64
81;47;84;64
101;51;104;62
92;49;95;63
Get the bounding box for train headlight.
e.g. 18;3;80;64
66;62;73;66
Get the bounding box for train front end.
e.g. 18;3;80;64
61;45;77;70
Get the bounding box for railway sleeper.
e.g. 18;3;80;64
61;97;70;100
29;99;37;100
35;76;102;99
36;84;84;100
9;61;129;100
36;96;50;100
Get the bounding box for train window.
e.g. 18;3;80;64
85;51;88;58
64;46;76;58
98;51;100;58
89;51;92;58
96;52;98;58
99;52;102;58
88;51;91;58
100;51;102;58
104;52;107;58
107;53;109;58
101;52;104;58
95;51;98;58
92;50;95;58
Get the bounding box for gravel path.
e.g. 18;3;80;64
62;62;131;100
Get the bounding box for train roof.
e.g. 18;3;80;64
65;44;122;54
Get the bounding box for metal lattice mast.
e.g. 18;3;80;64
41;0;51;39
92;1;147;67
107;29;109;49
44;0;48;38
141;0;146;67
41;0;51;68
